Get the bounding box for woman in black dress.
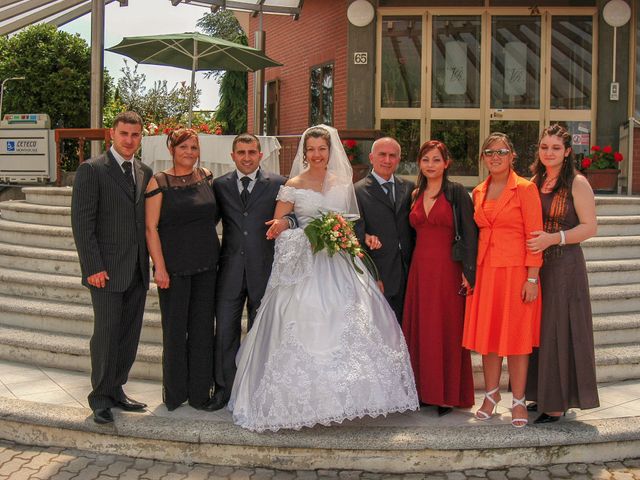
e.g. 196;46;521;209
525;124;599;423
145;128;220;411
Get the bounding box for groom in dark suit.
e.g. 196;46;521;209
355;137;415;324
71;111;153;424
209;133;287;410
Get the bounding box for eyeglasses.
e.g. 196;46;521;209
482;148;511;157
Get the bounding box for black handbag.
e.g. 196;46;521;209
451;202;464;262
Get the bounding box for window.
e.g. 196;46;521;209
265;79;279;135
310;63;333;125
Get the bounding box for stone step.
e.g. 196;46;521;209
22;186;72;207
0;294;162;344
0;325;161;380
596;215;640;236
471;342;640;387
593;312;640;345
0;200;71;227
587;259;640;286
582;235;640;261
0;267;159;310
590;283;640;315
0;242;80;276
595;196;640;216
0;218;75;250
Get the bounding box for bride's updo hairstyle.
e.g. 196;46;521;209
302;127;331;168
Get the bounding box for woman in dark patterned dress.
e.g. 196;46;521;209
145;128;220;411
525;124;599;423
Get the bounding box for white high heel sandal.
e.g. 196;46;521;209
475;386;500;420
511;396;529;428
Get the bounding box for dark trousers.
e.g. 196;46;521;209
386;263;408;325
88;269;146;410
214;271;261;400
158;269;216;409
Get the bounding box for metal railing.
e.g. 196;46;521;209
55;128;111;186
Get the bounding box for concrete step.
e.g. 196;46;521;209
0;294;162;344
0;218;75;250
587;259;640;286
582;235;640;261
0;200;71;227
472;342;640;387
595;196;640;216
0;242;80;276
596;215;640;236
22;186;72;207
593;312;640;345
590;283;640;315
0;325;161;380
0;267;159;310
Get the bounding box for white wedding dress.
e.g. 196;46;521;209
228;185;419;432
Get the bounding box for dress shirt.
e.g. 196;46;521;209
110;146;136;185
371;171;395;201
236;168;259;194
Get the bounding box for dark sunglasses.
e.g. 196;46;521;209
483;148;510;157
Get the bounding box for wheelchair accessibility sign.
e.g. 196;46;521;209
6;141;15;152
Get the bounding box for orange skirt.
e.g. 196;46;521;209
463;263;541;356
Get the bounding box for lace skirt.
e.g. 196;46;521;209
228;229;419;432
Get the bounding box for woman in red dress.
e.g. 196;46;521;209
402;140;477;416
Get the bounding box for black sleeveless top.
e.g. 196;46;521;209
145;168;220;276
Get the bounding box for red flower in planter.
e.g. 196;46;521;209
581;158;592;169
582;145;623;170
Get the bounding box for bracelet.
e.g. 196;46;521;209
527;277;538;285
559;230;566;246
285;216;295;229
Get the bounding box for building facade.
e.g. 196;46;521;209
247;0;638;192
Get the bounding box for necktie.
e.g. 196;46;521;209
122;161;135;197
383;181;395;206
240;176;251;206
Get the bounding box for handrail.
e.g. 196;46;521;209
55;128;111;186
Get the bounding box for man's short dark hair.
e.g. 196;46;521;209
232;133;261;153
112;111;143;129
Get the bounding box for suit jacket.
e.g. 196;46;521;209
354;173;415;298
472;170;543;268
71;151;153;292
213;169;286;300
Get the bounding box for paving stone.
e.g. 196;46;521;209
567;463;589;474
589;464;613;479
59;457;92;473
360;474;384;480
424;475;446;480
51;453;78;465
612;473;635;480
181;466;213;479
446;473;466;480
0;457;28;476
118;469;145;480
338;471;363;479
140;464;172;479
159;473;188;480
102;461;134;477
0;450;17;464
229;469;254;480
528;471;551;480
72;465;109;480
624;460;640;469
505;467;528;480
272;471;297;480
49;472;77;480
402;475;426;480
607;463;628;471
317;471;339;478
252;468;276;479
214;466;237;477
31;461;66;479
465;470;487;478
13;449;42;460
5;467;37;480
547;465;571;478
295;471;319;479
486;472;508;480
132;458;155;470
21;452;60;471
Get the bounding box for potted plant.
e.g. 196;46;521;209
342;139;369;182
580;145;623;193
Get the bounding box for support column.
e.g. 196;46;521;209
90;0;105;157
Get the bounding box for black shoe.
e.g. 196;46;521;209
437;406;453;417
115;396;147;412
534;412;562;424
526;402;538;412
93;408;113;424
198;391;229;412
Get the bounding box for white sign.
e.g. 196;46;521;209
354;52;368;65
0;137;47;155
572;134;590;146
445;41;467;95
504;41;527;96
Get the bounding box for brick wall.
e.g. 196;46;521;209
248;0;349;136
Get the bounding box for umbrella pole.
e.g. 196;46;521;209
188;42;197;128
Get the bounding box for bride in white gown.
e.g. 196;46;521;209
228;125;418;432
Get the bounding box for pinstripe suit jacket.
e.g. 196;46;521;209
71;151;153;292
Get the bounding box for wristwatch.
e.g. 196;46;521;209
527;277;538;285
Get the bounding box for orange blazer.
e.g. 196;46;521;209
472;170;543;268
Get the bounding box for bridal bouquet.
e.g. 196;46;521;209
304;211;378;278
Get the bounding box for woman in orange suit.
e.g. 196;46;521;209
463;132;543;428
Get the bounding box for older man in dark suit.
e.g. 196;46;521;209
355;137;415;324
71;111;153;424
209;133;287;411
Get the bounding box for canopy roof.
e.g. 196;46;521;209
171;0;303;18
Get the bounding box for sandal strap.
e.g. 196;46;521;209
484;386;500;406
512;396;526;409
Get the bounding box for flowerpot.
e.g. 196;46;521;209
352;164;370;183
582;169;619;193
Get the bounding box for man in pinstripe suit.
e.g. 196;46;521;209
71;111;153;424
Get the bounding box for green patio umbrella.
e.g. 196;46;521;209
106;32;282;126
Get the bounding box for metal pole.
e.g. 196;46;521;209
90;0;105;157
188;41;198;128
253;11;265;135
0;76;25;121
